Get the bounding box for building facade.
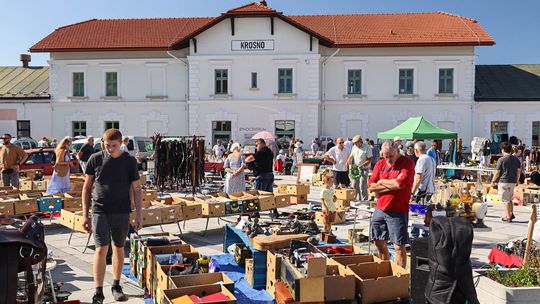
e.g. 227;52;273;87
27;2;538;151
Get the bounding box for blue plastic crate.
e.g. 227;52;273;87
38;197;63;212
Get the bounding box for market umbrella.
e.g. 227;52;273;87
251;131;276;139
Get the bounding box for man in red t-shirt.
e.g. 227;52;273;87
368;140;415;268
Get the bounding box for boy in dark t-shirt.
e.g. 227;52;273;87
82;129;142;304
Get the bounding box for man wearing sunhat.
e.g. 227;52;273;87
394;136;405;155
347;135;372;201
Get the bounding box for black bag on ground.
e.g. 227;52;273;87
424;216;479;304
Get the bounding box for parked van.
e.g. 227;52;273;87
10;137;38;150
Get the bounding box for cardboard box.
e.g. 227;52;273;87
32;180;47;191
161;285;237;304
199;197;228;217
225;200;243;215
233;243;252;267
229;192;260;213
335;188;356;200
154;253;201;298
346;261;410;304
245;258;254;286
290;194;307;204
181;203;203;220
159;205;183;224
0;201;15;216
266;276;277;298
286;184;310;196
281;258;355;302
70;181;84;192
245;190;276;211
59;209;89;233
277;184;288;194
274;193;291;208
13;198;38;215
132;208;162;227
63;197;82;212
315;210;346;225
169;273;234;292
267;250;283;280
327;255;382;273
335;199;350;210
19;179;33;191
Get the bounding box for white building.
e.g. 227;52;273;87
27;1;539;150
0;62;51;140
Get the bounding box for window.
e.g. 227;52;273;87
105;72;118;96
72;121;87;137
490;121;508;143
212;121;232;146
127;139;134;151
439;68;454;94
251;72;258;89
42;151;54;164
16;120;30;138
533;121;540;147
215;69;228;95
25;152;43;165
347;69;362;95
105;121;119;130
398;69;414;94
275;120;295;148
73;72;84;97
278;68;293;94
137;140;153;152
149;69;165;96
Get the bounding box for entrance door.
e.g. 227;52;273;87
212;121;231;148
346;120;363;139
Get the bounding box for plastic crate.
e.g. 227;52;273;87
38;197;63;212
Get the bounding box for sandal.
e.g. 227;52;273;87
511;213;516;220
502;217;513;223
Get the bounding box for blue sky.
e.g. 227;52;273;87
1;0;538;66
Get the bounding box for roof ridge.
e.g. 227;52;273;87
289;11;457;18
226;1;276;13
93;16;215;21
56;19;97;31
435;11;477;23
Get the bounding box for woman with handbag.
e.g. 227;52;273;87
46;137;72;195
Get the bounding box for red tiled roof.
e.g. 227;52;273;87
289;12;494;47
227;2;277;14
30;17;213;52
30;5;494;52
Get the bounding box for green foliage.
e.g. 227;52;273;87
486;260;540;287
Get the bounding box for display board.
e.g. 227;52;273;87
296;163;318;183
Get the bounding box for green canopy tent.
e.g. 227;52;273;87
377;116;458;176
377;116;457;140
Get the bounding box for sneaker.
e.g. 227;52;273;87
92;294;104;304
111;285;128;302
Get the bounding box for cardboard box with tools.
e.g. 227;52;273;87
286;184;310;196
168;272;235;292
345;260;410;304
13;198;38;215
280;258;355;302
315;210;346;225
335;188;356;200
153;248;200;299
199;196;228;217
161;284;237;304
245;190;276;211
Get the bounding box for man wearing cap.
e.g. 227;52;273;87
394;136;405;155
0;134;27;188
347;135;372;201
324;138;351;188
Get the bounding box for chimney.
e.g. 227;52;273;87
20;54;31;68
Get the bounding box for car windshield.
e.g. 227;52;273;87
72;143;84;152
137;140;153;152
43;151;55;164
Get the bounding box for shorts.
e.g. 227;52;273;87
371;208;409;245
323;211;336;223
498;183;516;203
92;212;130;247
333;170;350;187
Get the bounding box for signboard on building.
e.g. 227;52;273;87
231;40;274;51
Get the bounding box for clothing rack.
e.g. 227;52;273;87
153;134;205;195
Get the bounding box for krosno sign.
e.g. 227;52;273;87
231;40;274;51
